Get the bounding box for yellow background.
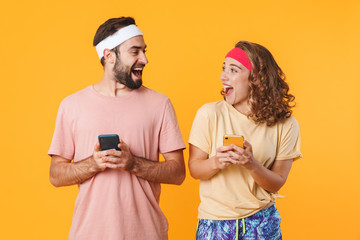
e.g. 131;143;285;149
1;0;359;239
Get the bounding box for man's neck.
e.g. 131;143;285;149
93;75;133;97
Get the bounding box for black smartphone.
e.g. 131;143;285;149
98;134;121;151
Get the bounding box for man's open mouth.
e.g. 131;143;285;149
132;67;143;78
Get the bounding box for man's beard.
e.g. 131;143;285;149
113;58;143;90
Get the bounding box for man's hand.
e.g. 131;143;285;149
100;139;136;171
91;143;112;172
99;139;185;184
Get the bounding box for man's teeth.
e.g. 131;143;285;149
132;68;143;76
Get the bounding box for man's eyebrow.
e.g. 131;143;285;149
129;45;147;50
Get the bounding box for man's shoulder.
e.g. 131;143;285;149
59;86;92;108
139;86;170;102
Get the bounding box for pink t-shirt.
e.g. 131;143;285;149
48;85;185;240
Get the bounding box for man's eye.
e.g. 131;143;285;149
132;51;139;55
231;69;237;73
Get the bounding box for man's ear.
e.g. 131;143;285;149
103;49;116;65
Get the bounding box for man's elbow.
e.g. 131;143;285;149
49;175;62;187
49;172;68;187
170;162;186;185
174;169;186;185
49;157;68;187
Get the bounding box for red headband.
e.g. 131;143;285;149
225;48;253;71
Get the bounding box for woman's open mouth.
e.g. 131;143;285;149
224;86;234;97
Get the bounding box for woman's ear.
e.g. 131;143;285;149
250;72;260;85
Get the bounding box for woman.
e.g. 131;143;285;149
188;41;302;240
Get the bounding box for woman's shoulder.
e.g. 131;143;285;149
284;116;299;126
197;100;227;113
277;116;300;132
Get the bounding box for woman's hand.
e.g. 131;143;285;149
223;141;258;170
214;145;235;169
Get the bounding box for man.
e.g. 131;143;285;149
48;17;186;240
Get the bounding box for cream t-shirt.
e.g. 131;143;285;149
189;100;302;220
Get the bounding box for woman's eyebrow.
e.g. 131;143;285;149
229;63;242;69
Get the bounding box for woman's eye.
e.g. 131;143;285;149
231;69;237;73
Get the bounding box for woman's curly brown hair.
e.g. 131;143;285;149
223;41;295;126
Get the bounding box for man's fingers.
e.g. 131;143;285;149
103;156;122;163
105;162;125;169
94;143;100;151
104;149;122;157
118;139;129;151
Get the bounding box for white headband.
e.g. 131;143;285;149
95;24;143;59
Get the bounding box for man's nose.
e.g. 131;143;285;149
138;52;148;65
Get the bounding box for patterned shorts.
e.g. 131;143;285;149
196;205;282;240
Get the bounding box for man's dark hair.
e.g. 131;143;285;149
93;17;136;66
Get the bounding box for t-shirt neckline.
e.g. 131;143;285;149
88;85;143;101
223;100;249;119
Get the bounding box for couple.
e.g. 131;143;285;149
48;17;302;240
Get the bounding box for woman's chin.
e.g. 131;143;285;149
225;97;234;105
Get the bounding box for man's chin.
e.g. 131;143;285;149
127;79;142;89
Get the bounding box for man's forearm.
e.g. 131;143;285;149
50;156;100;187
130;155;185;185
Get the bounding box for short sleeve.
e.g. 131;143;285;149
158;99;185;154
276;117;302;161
188;105;212;155
48;100;75;160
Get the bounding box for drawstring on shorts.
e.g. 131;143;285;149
236;218;246;239
236;219;239;240
242;218;246;234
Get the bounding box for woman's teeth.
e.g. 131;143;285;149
223;86;233;94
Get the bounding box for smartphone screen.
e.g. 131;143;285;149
98;134;121;151
223;135;244;148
